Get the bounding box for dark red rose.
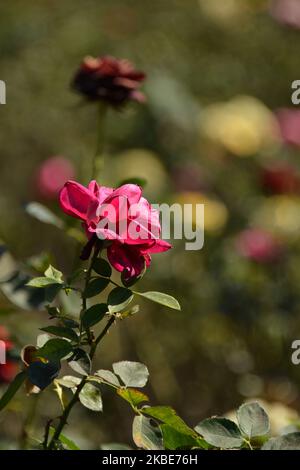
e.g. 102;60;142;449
72;55;146;107
261;164;300;194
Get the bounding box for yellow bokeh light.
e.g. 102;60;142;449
200;96;280;157
175;191;228;233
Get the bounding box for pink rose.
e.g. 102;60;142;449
59;180;171;281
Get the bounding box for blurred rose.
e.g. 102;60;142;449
261;164;300;194
35;156;75;200
0;326;18;384
72;55;146;107
200;96;279;157
276;109;300;147
270;0;300;29
236;228;282;263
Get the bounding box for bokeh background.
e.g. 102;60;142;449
2;0;300;449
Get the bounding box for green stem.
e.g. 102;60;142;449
92;103;108;180
47;249;115;449
80;246;100;342
47;378;87;449
47;314;115;449
90;316;115;359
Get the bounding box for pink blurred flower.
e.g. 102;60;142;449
236;229;282;263
35;156;75;200
261;164;300;194
270;0;300;29
0;326;18;384
276;109;300;147
59;180;171;281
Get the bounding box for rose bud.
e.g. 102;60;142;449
72;55;146;107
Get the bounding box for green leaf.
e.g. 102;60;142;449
81;303;107;328
61;318;80;329
136;291;181;310
56;375;82;389
26;277;62;288
36;334;51;348
40;326;78;343
57;433;80;451
108;287;134;313
49;427;80;450
37;338;73;362
161;425;207;450
28;361;60;390
117;388;149;407
118;177;147;188
195;418;243;449
237;402;270;438
132;415;163;450
83;278;109;298
79;382;103;412
68;348;91;376
262;433;300;450
44;265;63;283
94;369;120;387
113;361;149;388
101;443;132;450
46;306;60;318
119;305;140;319
25;202;64;229
0;371;27;412
93;258;112;278
143;406;197;438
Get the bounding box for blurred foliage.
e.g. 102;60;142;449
1;0;300;449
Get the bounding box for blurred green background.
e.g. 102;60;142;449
2;0;300;449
